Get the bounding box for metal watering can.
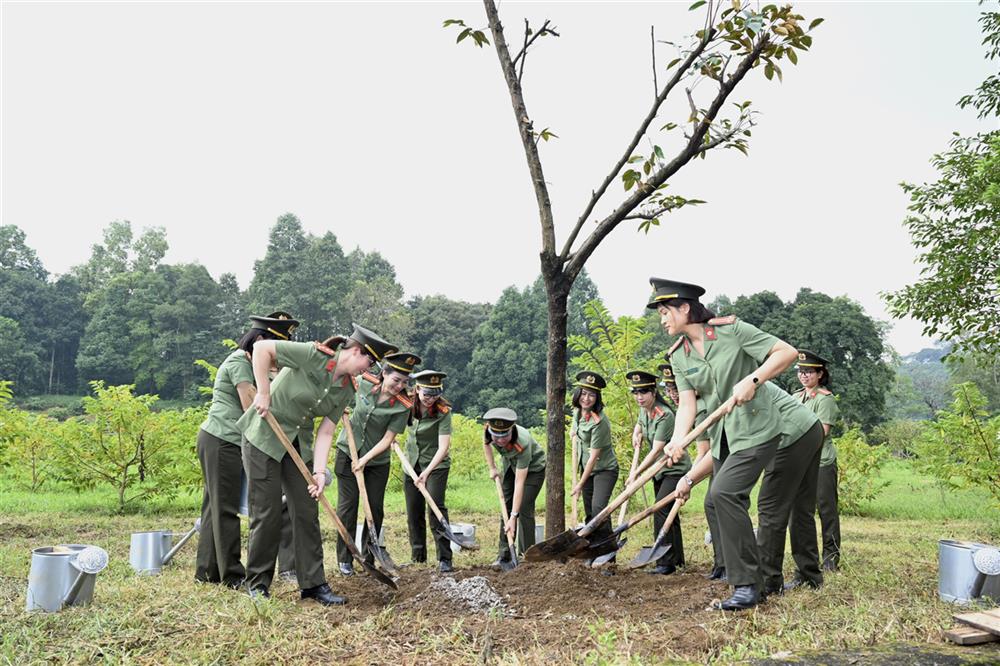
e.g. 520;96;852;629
129;519;201;575
26;545;109;613
938;539;1000;604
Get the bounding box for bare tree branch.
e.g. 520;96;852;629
651;26;658;100
566;35;769;279
560;32;714;264
512;18;558;84
483;0;557;256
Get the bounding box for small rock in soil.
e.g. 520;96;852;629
424;575;511;615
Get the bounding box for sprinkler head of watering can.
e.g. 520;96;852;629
973;547;1000;576
73;546;109;574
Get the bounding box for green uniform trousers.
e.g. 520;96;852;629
708;431;780;587
277;503;296;575
497;468;545;559
653;474;686;568
817;462;841;568
243;438;325;591
195;429;246;586
582;468;619;543
757;421;824;590
335;450;390;565
704;475;725;569
403;465;452;564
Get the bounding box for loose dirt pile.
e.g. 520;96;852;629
418;575;510;615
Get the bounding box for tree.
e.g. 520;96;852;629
722;288;894;429
0;225;47;280
406;294;492;412
445;1;822;533
0;317;45;391
884;7;1000;358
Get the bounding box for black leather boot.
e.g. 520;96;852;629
648;563;677;575
718;585;760;610
705;566;727;581
301;583;346;606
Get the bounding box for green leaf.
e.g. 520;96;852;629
654;145;665;160
764;63;774;80
628;155;644;163
457;28;471;43
660;122;678;131
443;19;466;28
809;17;825;30
666;57;682;69
473;30;491;47
787;47;798;65
689;0;707;10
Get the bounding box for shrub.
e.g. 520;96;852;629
1;410;62;492
868;419;928;458
835;426;891;514
913;382;1000;508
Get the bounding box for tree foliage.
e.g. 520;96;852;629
834;427;890;515
884;6;1000;358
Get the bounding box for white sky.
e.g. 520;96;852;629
2;0;995;355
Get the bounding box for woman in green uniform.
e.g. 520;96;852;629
482;408;546;566
403;369;455;573
793;350;841;571
195;312;298;588
650;277;797;610
628;370;691;574
326;352;418;576
240;323;396;605
568;372;619;552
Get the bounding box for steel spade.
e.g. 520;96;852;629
590;438;645;567
629;496;684;569
391;442;479;551
575;491;678;560
493;476;519;571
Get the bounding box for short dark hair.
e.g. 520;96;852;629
571;387;604;414
661;297;715;324
238;328;280;354
818;366;831;388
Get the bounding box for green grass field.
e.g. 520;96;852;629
1;459;998;664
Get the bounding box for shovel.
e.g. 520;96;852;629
493;475;519;571
525;397;733;563
391;442;479;551
629;496;685;569
340;415;399;576
259;410;398;590
590;440;645;567
576;491;678;561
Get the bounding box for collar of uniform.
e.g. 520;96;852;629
651;405;664;419
704;324;717;341
323;350;353;388
580;411;600;423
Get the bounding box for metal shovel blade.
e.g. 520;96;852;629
433;521;480;551
360;560;399;589
572;534;623;560
590;539;627;567
629;542;672;569
524;529;590;562
366;538;398;576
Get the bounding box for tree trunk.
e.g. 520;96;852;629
48;346;55;394
542;270;571;537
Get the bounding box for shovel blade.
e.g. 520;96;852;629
360;560;399;589
524;529;589;562
590;539;627;567
366;536;398;576
434;522;481;551
628;542;672;569
572;534;622;560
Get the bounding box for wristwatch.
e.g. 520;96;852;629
751;375;760;384
511;511;519;517
682;474;694;488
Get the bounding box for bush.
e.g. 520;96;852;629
1;410;63;491
868;419;928;458
913;382;1000;508
835;427;890;515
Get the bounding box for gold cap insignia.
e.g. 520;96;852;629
662;368;672;377
632;373;640;381
798;352;806;361
586;375;596;385
407;356;415;365
430;376;440;385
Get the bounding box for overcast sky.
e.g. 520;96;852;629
2;1;994;355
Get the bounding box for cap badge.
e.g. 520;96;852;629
798;352;806;361
586;375;596;385
632;373;640;381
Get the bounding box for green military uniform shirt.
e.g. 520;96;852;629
495;425;546;474
572;410;619;474
336;375;411;467
769;383;821;449
201;350;255;445
637;400;692;479
671;316;785;458
237;341;356;464
405;403;453;470
794;387;840;466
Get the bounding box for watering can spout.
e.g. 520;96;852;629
161;518;201;566
62;546;109;608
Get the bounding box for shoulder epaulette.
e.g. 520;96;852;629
707;315;737;326
361;371;380;384
350;376;359;391
395;392;413;409
652;406;664;419
792;388;805;395
314;341;337;356
817;388;833;396
667;338;684;355
438;404;450;414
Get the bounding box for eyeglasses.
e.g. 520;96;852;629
797;368;817;375
631;388;653;395
362;351;379;368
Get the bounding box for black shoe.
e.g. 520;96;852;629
718;585;760;611
247;586;270;600
783;576;821;592
438;560;454;573
648;563;677;576
490;557;510;571
762;582;784;599
411;552;427;564
224;577;246;590
338;562;355;577
823;560;838;572
705;566;727;581
301;583;346;606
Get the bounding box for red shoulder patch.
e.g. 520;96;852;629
396;393;413;409
652;406;664;419
350;376;359;391
314;342;337;356
437;404;450;414
361;371;380;384
707;315;737;326
817;388;833;396
668;338;684;355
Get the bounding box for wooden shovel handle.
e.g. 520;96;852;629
622;490;678;531
570;433;579;526
578;396;733;538
493;475;518;554
392;441;446;523
340;414;380;535
258;410;362;562
617;442;643;525
653;496;685;544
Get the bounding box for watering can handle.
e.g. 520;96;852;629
161;522;200;566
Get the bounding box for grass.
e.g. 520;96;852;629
1;460;999;664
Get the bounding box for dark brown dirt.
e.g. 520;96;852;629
281;560;727;659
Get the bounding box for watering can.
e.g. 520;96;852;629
129;518;201;575
26;545;109;612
